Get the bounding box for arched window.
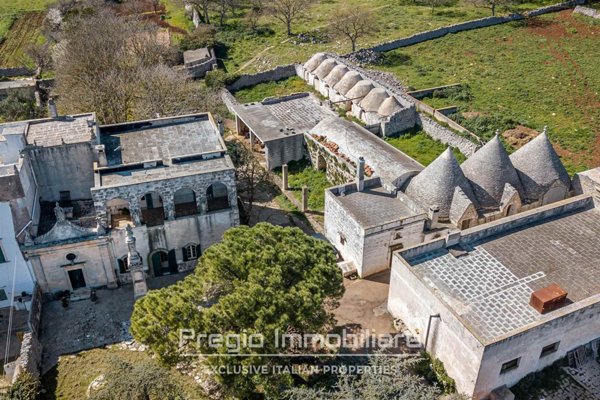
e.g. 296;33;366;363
174;188;198;218
182;243;200;261
206;182;229;212
140;192;165;226
106;198;132;229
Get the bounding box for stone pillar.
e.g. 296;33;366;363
301;186;308;212
126;225;148;299
197;195;208;215
356;156;365;192
282;164;289;191
129;201;142;227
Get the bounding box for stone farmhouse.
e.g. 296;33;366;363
0;110;239;296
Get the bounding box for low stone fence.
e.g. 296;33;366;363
351;0;584;54
0;67;36;78
221;89;240;115
10;333;43;383
573;5;600;18
418;114;479;157
226;64;298;92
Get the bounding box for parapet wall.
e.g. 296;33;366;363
353;0;584;54
0;67;36;78
226;64;298;92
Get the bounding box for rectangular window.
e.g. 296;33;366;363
0;245;5;263
0;289;7;301
500;358;520;374
184;245;198;260
540;342;560;358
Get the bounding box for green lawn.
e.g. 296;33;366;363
194;0;557;74
374;11;600;173
386;130;467;166
40;346;206;400
232;76;316;103
0;0;55;40
276;160;330;212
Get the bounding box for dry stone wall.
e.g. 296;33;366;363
573;5;600;18
352;0;584;54
226;64;298;92
418;114;479;157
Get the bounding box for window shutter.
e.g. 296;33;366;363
196;245;202;258
182;247;188;262
168;249;178;274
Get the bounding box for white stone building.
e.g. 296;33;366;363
0;112;239;295
387;171;600;399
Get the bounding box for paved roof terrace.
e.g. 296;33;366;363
96;114;234;187
404;203;600;343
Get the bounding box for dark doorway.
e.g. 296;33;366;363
68;269;86;290
150;250;177;276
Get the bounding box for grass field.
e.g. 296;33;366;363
276;160;330;212
385;130;467;166
40;346;206;400
232;76;316;103
201;0;557;74
0;0;55;66
375;11;600;173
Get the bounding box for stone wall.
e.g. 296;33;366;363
355;0;584;54
11;332;43;383
0;67;36;78
305;134;354;185
573;5;600;18
418;114;479;157
226;64;298;92
265;135;306;170
221;88;239;115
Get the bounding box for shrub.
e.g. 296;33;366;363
7;372;40;400
179;24;217;51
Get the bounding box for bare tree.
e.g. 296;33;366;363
181;0;212;24
268;0;313;36
246;0;265;30
329;6;376;52
227;140;270;221
425;0;454;14
25;43;53;77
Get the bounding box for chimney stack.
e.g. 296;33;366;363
356;156;365;192
48;98;58;119
427;205;440;229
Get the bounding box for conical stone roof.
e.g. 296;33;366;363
304;53;327;72
359;88;389;112
313;59;337;79
333;71;362;95
509;130;571;202
324;64;350;86
405;148;476;220
346;80;375;103
461;135;524;209
378;96;403;117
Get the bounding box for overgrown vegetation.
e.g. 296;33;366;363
414;352;457;395
376;12;600;173
0;93;45;123
232;76;314;103
39;346;206;400
276;159;330;212
6;371;40;400
385;129;467;166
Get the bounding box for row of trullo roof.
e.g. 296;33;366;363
303;53;406;118
404;130;571;219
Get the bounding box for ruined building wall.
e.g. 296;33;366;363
27;143;96;202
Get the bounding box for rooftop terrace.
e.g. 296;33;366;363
403;201;600;343
26;114;96;147
96;114;233;187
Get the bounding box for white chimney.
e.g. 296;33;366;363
356;156;365;192
427;205;440;229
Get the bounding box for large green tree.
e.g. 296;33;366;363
131;223;344;398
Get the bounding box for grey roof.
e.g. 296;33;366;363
323;64;349;87
34;219;97;245
333;71;362;95
405;148;477;220
0;80;36;90
378;96;403;117
232;93;335;142
346;80;374;103
509;131;571;202
25;114;96;147
309;117;423;189
449;186;477;224
313;59;337;80
331;183;422;228
359;88;389;112
461;135;524;209
183;48;211;65
304;53;327;72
